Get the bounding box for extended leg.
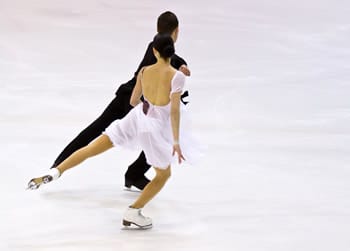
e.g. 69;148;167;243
56;134;114;175
28;135;113;190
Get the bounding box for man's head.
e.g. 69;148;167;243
157;11;179;42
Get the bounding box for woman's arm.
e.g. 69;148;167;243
170;92;181;142
130;69;143;107
170;92;185;163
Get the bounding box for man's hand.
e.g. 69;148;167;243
179;64;191;76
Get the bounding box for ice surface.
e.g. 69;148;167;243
1;0;350;250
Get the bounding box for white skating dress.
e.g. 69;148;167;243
104;71;197;169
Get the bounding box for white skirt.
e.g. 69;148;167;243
103;102;200;169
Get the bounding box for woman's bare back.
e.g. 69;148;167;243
141;65;177;106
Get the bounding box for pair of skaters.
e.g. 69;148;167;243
50;11;189;190
28;12;192;229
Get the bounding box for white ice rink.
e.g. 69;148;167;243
1;0;350;250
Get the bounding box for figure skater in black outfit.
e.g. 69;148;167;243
50;11;190;190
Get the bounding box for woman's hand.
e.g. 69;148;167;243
172;144;186;164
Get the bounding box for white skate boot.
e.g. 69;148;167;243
27;168;61;190
122;207;152;229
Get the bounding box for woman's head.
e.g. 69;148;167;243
153;34;175;60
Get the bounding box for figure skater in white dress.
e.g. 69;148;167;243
27;34;190;229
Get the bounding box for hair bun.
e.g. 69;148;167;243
162;45;175;58
153;34;175;59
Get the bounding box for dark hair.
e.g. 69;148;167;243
157;11;179;34
153;34;175;59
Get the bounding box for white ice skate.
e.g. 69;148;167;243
27;168;60;190
122;207;153;229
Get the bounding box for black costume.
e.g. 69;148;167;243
51;40;188;190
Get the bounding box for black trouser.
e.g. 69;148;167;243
51;93;151;187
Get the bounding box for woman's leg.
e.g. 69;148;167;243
130;166;171;209
123;166;171;228
56;134;114;175
28;134;114;190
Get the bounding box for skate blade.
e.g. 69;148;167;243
122;220;152;230
26;175;53;190
26;178;43;190
123;187;141;193
26;182;39;190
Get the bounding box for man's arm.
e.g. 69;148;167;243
171;54;191;76
116;42;156;96
171;54;187;68
118;41;190;98
133;42;156;78
135;43;191;77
